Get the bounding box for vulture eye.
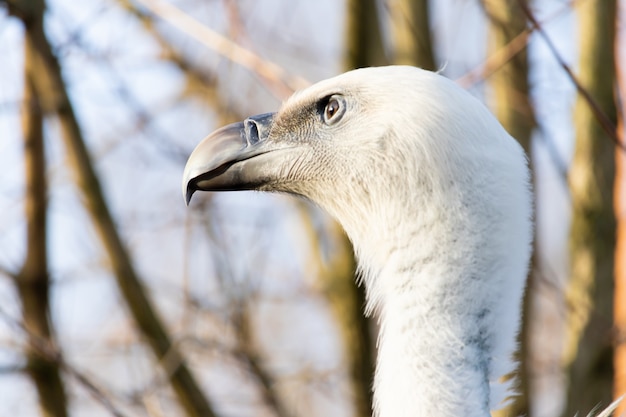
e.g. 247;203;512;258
322;95;345;125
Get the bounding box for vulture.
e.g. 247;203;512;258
182;66;614;417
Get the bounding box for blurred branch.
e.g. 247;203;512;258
5;2;218;417
0;365;25;375
456;25;529;89
17;9;69;416
194;205;294;417
0;307;129;417
114;0;243;125
119;0;215;88
232;303;293;417
0;264;19;281
458;0;574;88
518;0;622;150
534;124;570;195
133;0;309;99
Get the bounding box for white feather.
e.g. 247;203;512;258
281;67;532;416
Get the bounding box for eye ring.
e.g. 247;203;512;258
322;95;345;125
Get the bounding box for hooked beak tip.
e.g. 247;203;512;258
184;180;196;206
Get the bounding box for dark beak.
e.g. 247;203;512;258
183;113;276;205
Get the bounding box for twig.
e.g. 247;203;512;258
456;28;529;88
517;0;623;150
0;307;129;417
133;0;310;99
0;264;18;281
0;365;25;374
232;303;293;417
115;0;244;125
457;0;578;88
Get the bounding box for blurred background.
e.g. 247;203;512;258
0;0;624;416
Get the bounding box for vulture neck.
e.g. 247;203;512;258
340;200;512;417
370;261;492;417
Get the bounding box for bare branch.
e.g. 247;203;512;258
456;28;529;89
0;365;25;375
0;307;129;417
114;0;244;124
0;264;18;281
232;302;293;417
134;0;310;99
517;0;622;150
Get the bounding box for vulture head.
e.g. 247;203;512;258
183;66;533;417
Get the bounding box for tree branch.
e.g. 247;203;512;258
0;307;129;417
133;0;309;99
518;0;622;150
232;302;294;417
114;0;244;125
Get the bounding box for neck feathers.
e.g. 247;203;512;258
370;257;518;417
349;179;530;417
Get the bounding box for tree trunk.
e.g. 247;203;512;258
16;5;69;415
483;1;535;415
483;0;535;153
612;2;626;414
388;0;436;70
344;0;387;69
563;1;617;416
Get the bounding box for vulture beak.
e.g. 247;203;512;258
183;112;276;205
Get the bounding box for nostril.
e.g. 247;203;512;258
243;113;274;146
245;119;260;145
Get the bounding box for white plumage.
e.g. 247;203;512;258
183;66;533;417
